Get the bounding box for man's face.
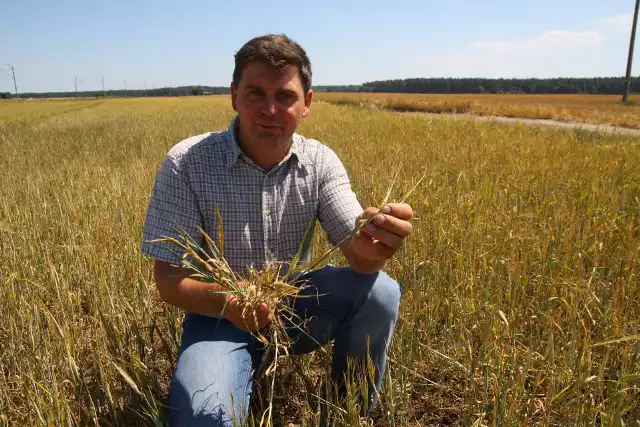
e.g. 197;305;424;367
231;61;312;151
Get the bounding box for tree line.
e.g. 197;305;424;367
4;85;232;99
2;77;638;99
357;77;640;94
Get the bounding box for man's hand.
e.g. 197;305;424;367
154;263;274;332
222;293;274;333
349;203;414;263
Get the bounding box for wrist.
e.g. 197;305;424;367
348;240;387;274
352;258;386;275
220;293;233;319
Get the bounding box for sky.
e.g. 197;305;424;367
0;0;637;93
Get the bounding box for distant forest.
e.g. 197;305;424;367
2;77;638;99
358;77;639;95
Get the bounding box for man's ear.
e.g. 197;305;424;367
302;89;313;118
230;83;238;111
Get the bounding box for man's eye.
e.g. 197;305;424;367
279;92;294;101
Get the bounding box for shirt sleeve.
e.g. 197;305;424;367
317;147;364;246
140;154;204;264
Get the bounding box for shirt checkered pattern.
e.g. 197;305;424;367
141;115;364;278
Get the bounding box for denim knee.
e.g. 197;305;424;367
369;271;401;321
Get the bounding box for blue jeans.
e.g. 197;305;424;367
167;266;401;426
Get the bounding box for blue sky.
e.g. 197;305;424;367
0;0;637;93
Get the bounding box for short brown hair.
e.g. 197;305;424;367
233;34;312;93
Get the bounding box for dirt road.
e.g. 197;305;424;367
419;112;640;137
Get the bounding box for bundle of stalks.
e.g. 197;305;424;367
149;169;424;425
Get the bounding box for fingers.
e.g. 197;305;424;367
352;232;395;260
351;203;414;264
385;203;414;221
358;206;413;250
226;297;273;333
371;212;413;238
359;223;404;250
358;203;414;225
256;303;273;324
357;206;380;223
243;303;272;332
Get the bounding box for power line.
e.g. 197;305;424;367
623;0;640;103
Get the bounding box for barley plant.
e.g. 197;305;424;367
1;96;639;426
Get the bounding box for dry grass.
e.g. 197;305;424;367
1;97;640;426
315;92;640;129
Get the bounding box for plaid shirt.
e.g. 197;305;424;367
141;116;363;277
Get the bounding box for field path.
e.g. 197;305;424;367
418;112;640;137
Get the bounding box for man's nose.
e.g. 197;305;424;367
261;96;277;115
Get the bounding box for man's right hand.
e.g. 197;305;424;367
222;295;273;333
154;261;274;332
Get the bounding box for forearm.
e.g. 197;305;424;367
154;262;230;316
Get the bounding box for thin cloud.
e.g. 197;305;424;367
603;13;633;33
472;30;605;57
423;28;615;78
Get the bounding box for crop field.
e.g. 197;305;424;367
316;93;640;129
1;96;640;426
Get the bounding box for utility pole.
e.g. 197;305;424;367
124;80;127;97
75;76;78;98
623;0;640;103
4;64;19;99
101;76;105;93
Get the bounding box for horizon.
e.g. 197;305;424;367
1;0;637;93
9;76;637;97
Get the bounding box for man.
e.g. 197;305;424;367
141;34;413;426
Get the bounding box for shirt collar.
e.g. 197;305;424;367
224;115;310;170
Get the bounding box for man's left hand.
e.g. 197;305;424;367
350;203;414;262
